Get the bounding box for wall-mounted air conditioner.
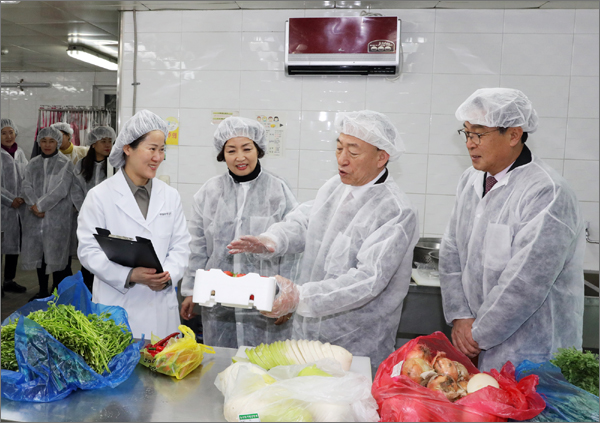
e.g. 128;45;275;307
285;16;401;76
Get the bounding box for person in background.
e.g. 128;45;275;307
72;126;115;291
21;126;75;301
1;118;28;295
180;116;299;348
439;88;585;372
51;122;89;164
228;111;419;374
77;110;191;339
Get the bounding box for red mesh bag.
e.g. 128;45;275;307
372;332;545;422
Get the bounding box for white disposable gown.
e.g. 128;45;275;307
439;155;585;372
71;160;107;211
20;153;75;274
259;173;419;373
77;170;191;339
181;169;299;348
1;148;28;254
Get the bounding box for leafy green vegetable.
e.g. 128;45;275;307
0;292;132;374
551;347;599;397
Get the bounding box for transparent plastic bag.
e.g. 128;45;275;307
515;360;600;422
139;325;215;379
372;332;545;422
1;273;144;402
215;359;379;422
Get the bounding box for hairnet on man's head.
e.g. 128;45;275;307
51;122;74;136
109;109;168;168
85;126;117;147
213;116;267;152
455;88;538;133
1;118;18;136
334;110;404;162
36;126;63;145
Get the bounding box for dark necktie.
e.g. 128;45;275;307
485;175;498;195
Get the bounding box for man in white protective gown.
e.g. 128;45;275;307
228;110;420;375
439;88;585;372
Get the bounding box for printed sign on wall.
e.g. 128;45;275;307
255;112;286;157
165;116;179;145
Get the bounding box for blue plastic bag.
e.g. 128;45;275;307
514;360;600;422
1;272;145;402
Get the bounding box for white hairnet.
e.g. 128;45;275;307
455;88;538;133
213;116;267;153
1;118;18;136
334;110;404;162
85;126;117;147
109;109;168;168
51;122;74;136
36;127;63;145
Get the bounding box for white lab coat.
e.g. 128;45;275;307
77;170;191;339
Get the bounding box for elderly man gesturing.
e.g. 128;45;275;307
228;111;419;374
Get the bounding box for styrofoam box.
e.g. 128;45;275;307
192;269;277;312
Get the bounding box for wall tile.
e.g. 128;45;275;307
297;188;319;203
504;9;575;33
261;149;300;190
177;182;203;220
366;73;433;114
94;72;118;85
544;158;564;176
157;145;180;184
433;33;502;75
429;114;466;156
303;9;363;18
500;75;570;118
387;112;431;155
572;34;600;76
239;71;302;110
379;9;436;33
431;73;500;115
401;32;434;73
299;110;339;151
568;76;599;119
179;70;241;110
427;154;472;195
120;70;180;109
435;9;504;33
575;9;599;33
301;76;366;112
180;32;242;71
241;32;285;71
527;117;567;160
580;201;599;271
423;194;456;237
298;149;338;190
565;118;599;160
178;145;222;184
242;9;304;32
389;153;428;194
564;160;599;202
123;10;182;33
181;10;243;32
502;34;573;76
178;108;216;148
122;32;183;71
241;109;301;150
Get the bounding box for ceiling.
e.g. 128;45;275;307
1;0;598;72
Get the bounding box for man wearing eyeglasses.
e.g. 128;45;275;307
439;88;585;372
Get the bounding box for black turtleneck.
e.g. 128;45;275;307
41;149;59;158
229;160;262;183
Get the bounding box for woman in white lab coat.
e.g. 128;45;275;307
77;110;191;339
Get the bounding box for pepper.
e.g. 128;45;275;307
145;332;180;356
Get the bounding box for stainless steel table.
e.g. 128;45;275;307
1;347;236;422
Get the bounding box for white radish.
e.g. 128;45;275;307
291;339;306;364
310;340;326;361
321;342;336;360
330;345;353;371
300;339;316;363
284;339;301;364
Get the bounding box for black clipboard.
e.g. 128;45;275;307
93;228;164;273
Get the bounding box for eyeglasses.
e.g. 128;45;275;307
457;128;500;145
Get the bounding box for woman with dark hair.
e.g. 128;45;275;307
180;116;299;348
72;126;115;290
1;118;28;294
77;110;191;339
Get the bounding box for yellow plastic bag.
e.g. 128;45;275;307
139;325;215;379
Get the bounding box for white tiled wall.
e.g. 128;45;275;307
120;8;600;270
1;72;117;159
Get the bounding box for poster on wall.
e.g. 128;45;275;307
165;116;179;145
255;112;286;157
212;111;239;124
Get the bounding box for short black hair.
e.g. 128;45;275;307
217;141;265;162
498;127;528;143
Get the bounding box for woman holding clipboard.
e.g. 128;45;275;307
77;110;191;339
